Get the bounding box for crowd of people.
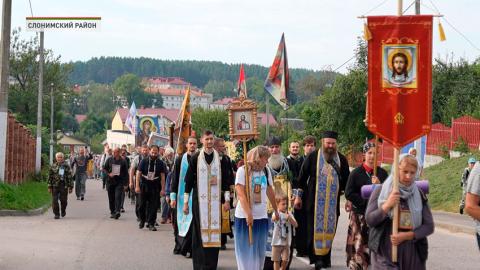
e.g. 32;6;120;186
46;129;459;270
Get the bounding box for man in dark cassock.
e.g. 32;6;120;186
287;135;317;257
213;137;235;250
183;130;232;270
135;145;167;231
294;131;350;270
104;147;129;219
170;136;198;257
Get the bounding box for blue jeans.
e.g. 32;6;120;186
75;173;87;198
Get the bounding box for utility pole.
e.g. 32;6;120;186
0;0;12;182
49;83;54;165
415;0;421;15
35;31;44;173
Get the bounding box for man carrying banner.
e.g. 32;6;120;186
183;130;232;270
295;131;350;269
170;136;197;257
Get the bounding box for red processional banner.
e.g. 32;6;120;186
366;15;433;148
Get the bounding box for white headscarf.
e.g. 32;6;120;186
377;154;423;229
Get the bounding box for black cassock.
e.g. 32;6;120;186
287;155;308;255
184;151;232;270
296;150;350;267
171;153;193;256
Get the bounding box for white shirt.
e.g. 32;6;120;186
234;166;273;220
271;212;295;246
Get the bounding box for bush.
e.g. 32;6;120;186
453;137;469;154
439;144;450;159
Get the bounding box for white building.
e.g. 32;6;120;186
144;77;213;110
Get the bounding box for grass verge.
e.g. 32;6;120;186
0;181;50;211
423;152;479;212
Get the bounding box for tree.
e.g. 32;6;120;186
191;108;229;138
302;39;369;152
8;28;73;132
203;79;235;99
60;113;80;133
112;73;146;106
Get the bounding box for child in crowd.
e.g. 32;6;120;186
271;193;298;270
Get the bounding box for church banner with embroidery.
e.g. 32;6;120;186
366;15;432;148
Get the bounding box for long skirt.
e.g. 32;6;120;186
346;211;370;270
234;217;269;270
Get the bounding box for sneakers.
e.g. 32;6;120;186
148;225;157;231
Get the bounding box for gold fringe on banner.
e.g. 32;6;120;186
438;21;446;41
363;23;372;41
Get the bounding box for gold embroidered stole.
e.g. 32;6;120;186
197;149;222;248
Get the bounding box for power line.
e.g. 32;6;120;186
423;0;480;52
28;0;34;16
402;1;415;15
333;55;356;72
361;0;391;16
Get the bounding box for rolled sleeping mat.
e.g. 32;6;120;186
361;180;429;199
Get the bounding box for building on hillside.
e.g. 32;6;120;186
144;77;213;110
258;113;278;127
210;97;235;110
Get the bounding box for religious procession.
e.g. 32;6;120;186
1;1;480;270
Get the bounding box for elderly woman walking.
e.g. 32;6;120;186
234;146;279;270
366;154;434;270
345;142;389;269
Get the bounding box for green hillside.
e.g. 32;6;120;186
424;153;479;212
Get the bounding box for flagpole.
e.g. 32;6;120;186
391;0;403;263
266;95;270;139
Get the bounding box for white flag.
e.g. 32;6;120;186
125;102;137;135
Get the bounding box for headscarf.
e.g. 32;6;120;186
363;142;376;153
377;154;423;229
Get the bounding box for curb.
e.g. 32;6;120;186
0;203;51;217
435;222;476;235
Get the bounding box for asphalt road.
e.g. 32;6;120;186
0;180;479;270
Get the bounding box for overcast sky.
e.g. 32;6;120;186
7;0;480;73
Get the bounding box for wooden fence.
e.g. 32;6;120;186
4;113;36;184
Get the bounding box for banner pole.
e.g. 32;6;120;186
391;0;403;263
392;147;400;262
373;135;379;176
243;140;253;245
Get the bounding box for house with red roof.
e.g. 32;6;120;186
144;77;213;110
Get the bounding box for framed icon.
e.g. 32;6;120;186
227;96;259;141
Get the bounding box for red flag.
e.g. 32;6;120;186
366;15;433;148
264;33;289;110
237;64;247;97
